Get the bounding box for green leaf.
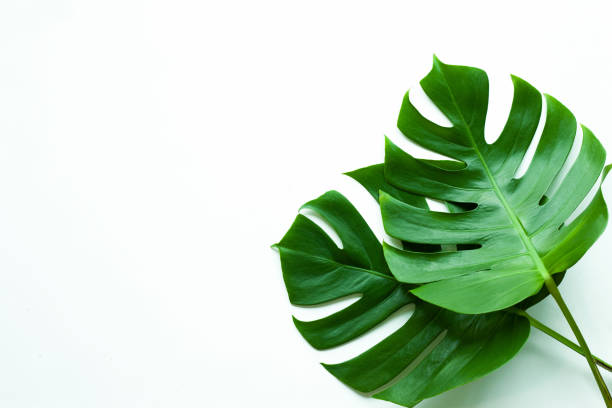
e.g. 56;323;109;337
381;56;609;314
275;189;529;407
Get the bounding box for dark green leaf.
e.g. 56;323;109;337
275;190;529;407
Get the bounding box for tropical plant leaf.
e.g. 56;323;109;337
275;58;612;406
345;160;566;310
346;163;567;304
381;56;610;314
275;188;530;407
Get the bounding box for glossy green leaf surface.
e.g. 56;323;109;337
382;57;609;314
275;187;530;407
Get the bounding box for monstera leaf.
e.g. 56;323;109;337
274;57;612;406
275;188;529;407
381;56;610;314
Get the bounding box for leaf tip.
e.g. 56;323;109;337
432;54;449;71
509;73;523;84
343;170;360;185
378;189;392;205
292;315;307;330
603;163;612;180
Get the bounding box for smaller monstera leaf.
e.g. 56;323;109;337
274;189;529;407
380;56;610;314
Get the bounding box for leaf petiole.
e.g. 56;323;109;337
544;277;612;407
510;308;612;372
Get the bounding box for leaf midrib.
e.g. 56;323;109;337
276;245;396;281
435;70;551;282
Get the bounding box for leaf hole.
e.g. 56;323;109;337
446;201;478;212
563;172;604;226
400;242;481;253
403;242;442;253
541;125;583;200
514;93;547;179
317;304;416;365
384;235;405;250
457;243;482;251
339;173;409;246
484;71;514;144
385;85;463;166
291;293;362;322
300;208;344;249
364;328;448;396
387;127;459;163
425;198;449;213
408;84;453;128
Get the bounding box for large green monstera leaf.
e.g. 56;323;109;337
382;57;609;314
275;187;529;407
274;57;612;406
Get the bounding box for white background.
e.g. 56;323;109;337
1;1;611;407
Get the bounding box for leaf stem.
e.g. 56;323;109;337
544;277;612;406
511;308;612;372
